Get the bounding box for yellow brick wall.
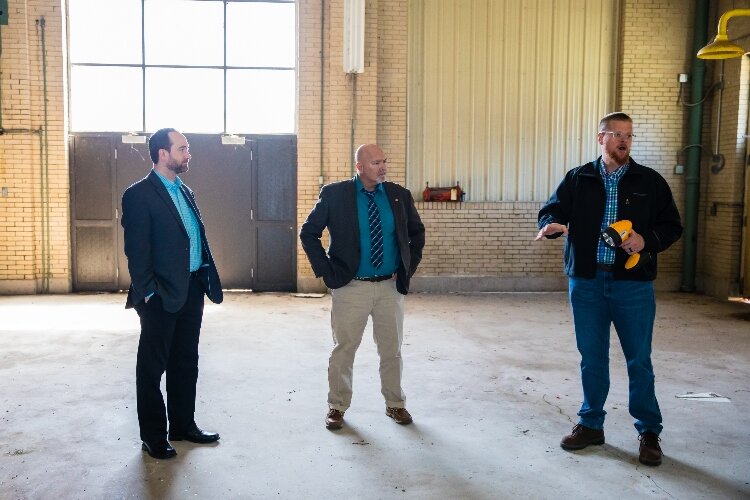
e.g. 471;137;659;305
0;1;69;294
617;0;695;290
298;0;403;292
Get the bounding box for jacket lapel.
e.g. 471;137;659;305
148;171;188;237
346;179;360;241
383;182;403;234
179;185;204;227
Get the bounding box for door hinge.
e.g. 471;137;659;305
115;208;119;220
114;149;118;160
250;209;253;220
251;268;254;278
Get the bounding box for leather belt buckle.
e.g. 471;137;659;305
354;274;392;282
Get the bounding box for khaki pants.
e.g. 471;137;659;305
328;278;405;411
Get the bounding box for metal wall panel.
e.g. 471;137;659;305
408;0;619;201
75;226;115;284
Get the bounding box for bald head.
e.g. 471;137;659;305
355;143;388;190
355;144;382;163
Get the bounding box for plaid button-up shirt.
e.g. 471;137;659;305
597;159;629;264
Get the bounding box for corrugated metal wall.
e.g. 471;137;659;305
407;0;619;201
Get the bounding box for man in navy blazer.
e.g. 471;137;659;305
300;143;425;430
122;128;223;459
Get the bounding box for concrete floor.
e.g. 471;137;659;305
0;291;748;499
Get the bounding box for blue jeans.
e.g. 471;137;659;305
568;269;662;435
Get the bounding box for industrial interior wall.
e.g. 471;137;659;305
616;0;695;292
696;0;750;298
297;0;693;293
297;0;384;292
0;0;69;294
0;1;706;296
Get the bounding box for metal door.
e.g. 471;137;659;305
253;135;297;291
113;134;256;290
179;134;255;289
69;135;118;291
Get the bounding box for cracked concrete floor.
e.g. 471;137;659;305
0;291;749;499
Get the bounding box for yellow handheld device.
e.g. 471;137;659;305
600;220;651;270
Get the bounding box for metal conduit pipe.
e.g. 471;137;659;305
35;17;51;293
681;0;709;292
350;73;357;175
0;24;4;132
319;0;325;187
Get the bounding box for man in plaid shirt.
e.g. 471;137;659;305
536;112;682;466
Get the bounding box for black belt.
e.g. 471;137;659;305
596;263;614;272
353;274;393;282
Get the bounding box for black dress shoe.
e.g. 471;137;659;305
141;439;177;459
168;424;220;444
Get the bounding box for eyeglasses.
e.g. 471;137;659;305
600;131;636;140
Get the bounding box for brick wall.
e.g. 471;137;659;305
298;0;401;292
414;201;565;292
616;0;695;290
0;1;69;294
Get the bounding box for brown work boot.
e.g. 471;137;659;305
385;407;413;425
560;424;605;450
325;408;344;430
638;432;662;466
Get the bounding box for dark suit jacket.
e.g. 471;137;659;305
300;179;425;295
121;171;223;313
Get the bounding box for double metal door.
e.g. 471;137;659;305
70;133;296;292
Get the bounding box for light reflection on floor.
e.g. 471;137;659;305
1;296;224;332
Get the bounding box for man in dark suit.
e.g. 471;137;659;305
122;128;223;459
300;143;425;430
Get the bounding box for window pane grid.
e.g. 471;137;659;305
68;0;296;134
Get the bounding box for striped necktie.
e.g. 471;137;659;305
363;190;384;269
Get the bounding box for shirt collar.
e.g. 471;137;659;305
354;175;383;194
154;169;182;190
598;157;628;179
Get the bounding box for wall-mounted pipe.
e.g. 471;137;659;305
0;24;4;132
350;72;357;175
36;17;51;293
319;0;325;187
710;60;726;174
681;0;709;292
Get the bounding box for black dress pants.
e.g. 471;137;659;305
134;278;205;442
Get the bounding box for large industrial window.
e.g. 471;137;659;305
67;0;295;134
407;0;618;202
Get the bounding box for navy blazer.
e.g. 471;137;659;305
300;178;425;294
121;171;223;312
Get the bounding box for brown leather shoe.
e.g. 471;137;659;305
638;432;662;466
560;424;605;450
386;407;413;425
325;409;344;430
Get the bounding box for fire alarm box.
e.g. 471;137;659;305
422;182;464;202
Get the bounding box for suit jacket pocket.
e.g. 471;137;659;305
322;262;350;289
